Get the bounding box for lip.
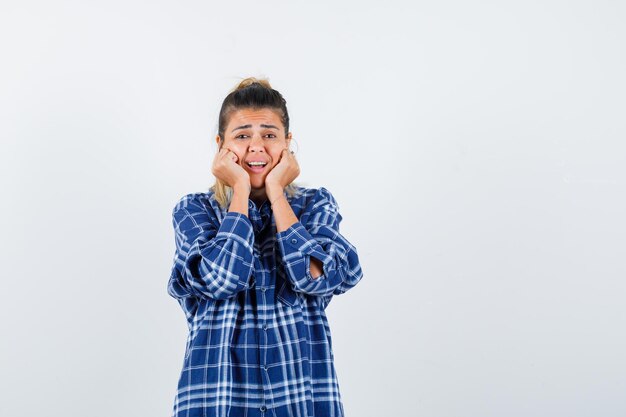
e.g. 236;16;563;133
244;160;269;174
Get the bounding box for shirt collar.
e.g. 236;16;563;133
248;197;272;232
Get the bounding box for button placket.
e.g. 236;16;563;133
257;276;273;414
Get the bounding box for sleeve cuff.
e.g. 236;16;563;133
276;221;313;252
216;211;255;247
276;221;329;282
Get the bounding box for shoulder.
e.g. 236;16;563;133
172;190;222;219
292;185;340;212
172;192;206;213
171;190;223;234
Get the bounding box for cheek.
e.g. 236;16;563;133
271;146;286;160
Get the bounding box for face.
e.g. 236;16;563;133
217;107;292;190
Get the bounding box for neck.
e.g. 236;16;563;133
250;187;267;207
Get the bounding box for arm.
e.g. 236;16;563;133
270;186;323;280
166;192;255;301
274;187;364;298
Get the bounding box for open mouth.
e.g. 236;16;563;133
246;161;268;172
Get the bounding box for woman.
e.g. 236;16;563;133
167;77;364;417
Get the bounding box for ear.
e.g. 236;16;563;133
215;135;222;147
286;132;292;146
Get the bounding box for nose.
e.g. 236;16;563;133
248;134;266;153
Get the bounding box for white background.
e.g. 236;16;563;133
1;1;625;416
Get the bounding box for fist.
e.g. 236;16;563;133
265;148;300;189
211;147;250;189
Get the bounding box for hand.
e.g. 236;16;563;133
211;147;250;189
265;148;300;192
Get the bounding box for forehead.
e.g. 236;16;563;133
227;108;283;127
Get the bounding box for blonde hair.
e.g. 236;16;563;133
210;76;300;209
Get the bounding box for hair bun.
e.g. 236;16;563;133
235;77;272;91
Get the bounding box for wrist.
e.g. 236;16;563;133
232;182;251;195
265;182;283;199
270;194;286;208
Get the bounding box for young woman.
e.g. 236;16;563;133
167;77;364;417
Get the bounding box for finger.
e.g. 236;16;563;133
224;148;238;162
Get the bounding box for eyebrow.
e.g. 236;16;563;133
231;124;279;132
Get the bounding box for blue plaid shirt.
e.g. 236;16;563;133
167;185;364;417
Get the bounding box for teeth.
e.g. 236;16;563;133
248;161;267;166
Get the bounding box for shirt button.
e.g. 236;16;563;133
261;287;266;292
291;238;297;244
260;405;267;412
263;365;268;370
263;324;267;330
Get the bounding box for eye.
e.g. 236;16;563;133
264;134;277;139
235;134;249;139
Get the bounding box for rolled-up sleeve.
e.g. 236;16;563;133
167;193;255;302
275;187;363;300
